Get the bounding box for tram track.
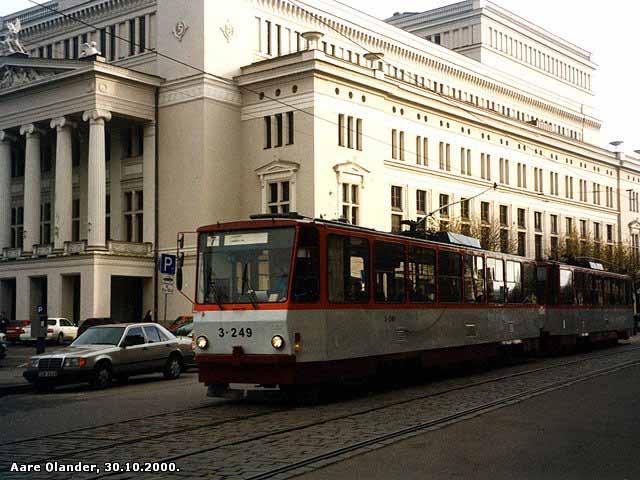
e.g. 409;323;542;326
3;343;640;478
89;343;640;479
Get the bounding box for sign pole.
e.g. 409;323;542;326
163;292;168;325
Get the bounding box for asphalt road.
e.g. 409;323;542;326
297;363;640;480
0;371;221;442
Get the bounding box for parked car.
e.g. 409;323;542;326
6;321;29;344
77;317;114;336
167;315;193;333
20;318;78;344
24;323;194;391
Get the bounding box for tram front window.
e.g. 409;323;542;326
197;228;295;304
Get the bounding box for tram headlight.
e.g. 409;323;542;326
271;335;285;350
196;336;209;350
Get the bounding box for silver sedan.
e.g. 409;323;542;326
24;323;195;391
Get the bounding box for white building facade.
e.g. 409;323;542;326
0;0;638;324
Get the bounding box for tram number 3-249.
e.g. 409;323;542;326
218;327;253;338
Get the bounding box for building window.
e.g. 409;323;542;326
460;198;470;221
534;167;543;193
391;186;403;214
339;115;362;151
461;148;471;176
517;231;526;257
534;235;543;260
605;186;613;208
439;142;450;171
630;191;639;213
517;163;527;188
499;205;508;227
579;219;587;239
565;176;574;199
264;112;295;149
416;190;427;216
592;183;601;205
517;208;526;229
481;202;490;224
439;194;450;219
129;19;136;55
594;222;601;242
267;181;290;214
122;127;143;158
72;199;80;242
40;202;51;245
417;137;428;166
342;183;359;225
109;26;116;61
398;131;405;160
550;215;558;235
550;172;559;196
73;37;79;59
481;153;491;180
566;217;574;236
499;158;509;184
105;195;111;241
139;16;146;52
606;224;613;243
10;207;24;249
124;190;144;242
579;180;587;202
534;212;543;232
10;145;24;178
64;38;70;59
339;115;346;147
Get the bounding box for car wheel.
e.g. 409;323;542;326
91;363;112;389
163;355;182;380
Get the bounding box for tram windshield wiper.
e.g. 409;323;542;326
242;262;259;309
207;274;224;310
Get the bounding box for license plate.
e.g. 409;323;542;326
38;371;58;378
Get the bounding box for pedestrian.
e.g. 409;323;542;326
0;311;7;334
143;309;153;323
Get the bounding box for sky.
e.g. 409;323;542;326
1;0;638;152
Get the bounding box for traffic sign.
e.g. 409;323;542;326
159;253;177;275
162;276;174;285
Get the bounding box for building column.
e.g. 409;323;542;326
82;109;112;249
50;117;75;251
47;273;62;319
109;129;123;241
143;121;156;245
0;131;15;250
19;124;42;254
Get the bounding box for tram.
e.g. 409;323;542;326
180;214;634;395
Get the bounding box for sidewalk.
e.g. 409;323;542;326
0;344;34;395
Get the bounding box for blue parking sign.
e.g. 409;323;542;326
159;254;177;275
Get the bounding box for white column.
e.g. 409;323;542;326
20;124;42;253
82;109;111;249
109;129;123;241
143;121;156;245
144;14;151;51
50;117;75;251
0;131;15;250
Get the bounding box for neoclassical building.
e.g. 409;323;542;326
0;0;638;324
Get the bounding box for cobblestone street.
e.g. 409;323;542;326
3;341;640;480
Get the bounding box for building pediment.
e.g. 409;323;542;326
333;161;370;176
0;58;84;94
255;159;300;177
629;220;640;230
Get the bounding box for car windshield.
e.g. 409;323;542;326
72;327;125;346
197;228;295;305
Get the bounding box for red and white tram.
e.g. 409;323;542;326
183;215;634;395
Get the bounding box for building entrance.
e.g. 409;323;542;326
111;276;143;323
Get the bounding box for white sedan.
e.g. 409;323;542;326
20;318;78;343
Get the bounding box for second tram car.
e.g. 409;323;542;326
185;216;634;395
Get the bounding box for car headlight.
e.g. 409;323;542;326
63;357;87;368
196;336;209;350
271;335;285;350
29;358;40;368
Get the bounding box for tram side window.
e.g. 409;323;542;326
292;227;320;303
593;276;604;306
522;263;537;304
374;242;405;303
408;247;436;303
464;255;485;303
574;271;585;306
439;251;462;303
536;267;548;305
487;258;505;303
328;235;370;303
559;269;574;305
506;261;523;303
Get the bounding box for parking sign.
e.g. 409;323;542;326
159;254;177;275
